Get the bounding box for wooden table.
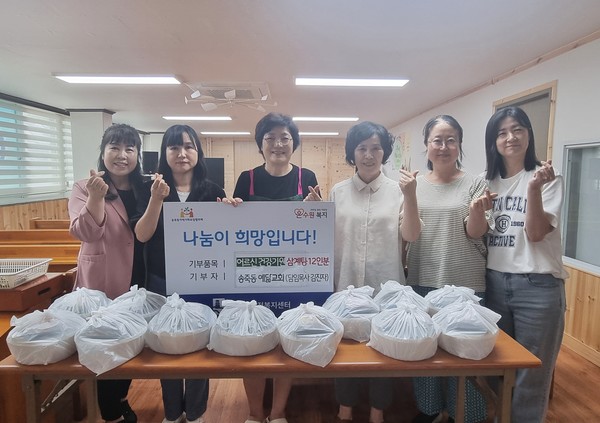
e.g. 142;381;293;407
0;272;74;423
0;331;539;423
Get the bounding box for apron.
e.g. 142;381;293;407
248;167;303;201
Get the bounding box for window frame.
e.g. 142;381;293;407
561;142;600;276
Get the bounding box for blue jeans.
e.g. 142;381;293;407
485;270;565;423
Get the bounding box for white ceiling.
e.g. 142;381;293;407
2;0;600;137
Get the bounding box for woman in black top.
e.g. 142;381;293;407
233;112;318;202
231;113;318;423
135;125;225;423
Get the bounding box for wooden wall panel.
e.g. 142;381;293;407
326;139;355;197
233;140;266;190
0;199;69;230
208;139;236;197
301;138;328;194
563;264;600;366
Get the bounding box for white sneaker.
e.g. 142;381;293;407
162;414;185;423
186;417;205;423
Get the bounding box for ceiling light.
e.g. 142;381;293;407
162;116;232;121
200;131;251;136
293;117;359;122
295;78;408;87
54;75;180;84
299;132;340;136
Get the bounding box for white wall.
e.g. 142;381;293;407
389;38;600;269
390;38;600;176
70;111;113;181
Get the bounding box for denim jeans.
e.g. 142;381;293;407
485;270;565;423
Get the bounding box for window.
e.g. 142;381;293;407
0;98;73;205
563;143;600;273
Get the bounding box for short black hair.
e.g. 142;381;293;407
484;106;541;179
422;115;464;171
345;121;394;166
254;112;300;153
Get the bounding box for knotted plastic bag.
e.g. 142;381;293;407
75;307;147;374
367;304;440;361
8;309;86;365
373;280;429;313
208;300;278;356
146;293;217;355
49;287;111;319
424;285;481;314
278;302;344;367
322;285;379;342
109;285;166;322
433;302;501;360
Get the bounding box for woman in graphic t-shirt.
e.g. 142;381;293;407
484;106;568;423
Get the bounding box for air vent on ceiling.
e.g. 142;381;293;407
193;82;270;100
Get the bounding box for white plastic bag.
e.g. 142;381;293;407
109;285;166;322
373;280;429;313
208;300;278;356
75;307;148;374
367;304;440;361
322;285;379;342
146;293;217;355
433;302;501;360
49;287;111;319
424;285;481;314
278;302;344;367
7;309;86;365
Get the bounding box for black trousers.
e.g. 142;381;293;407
97;379;132;420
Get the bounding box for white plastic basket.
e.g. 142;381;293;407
0;258;52;289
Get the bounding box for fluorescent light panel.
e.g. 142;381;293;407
295;77;408;87
54;75;180;84
299;132;340;136
293;117;359;122
200;131;251;136
163;116;231;121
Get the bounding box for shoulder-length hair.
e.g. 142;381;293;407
97;123;144;200
484;106;541;179
345;121;394;166
158;125;208;194
422;115;464;171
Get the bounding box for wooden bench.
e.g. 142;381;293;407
29;218;70;230
0;244;80;272
0;230;80;245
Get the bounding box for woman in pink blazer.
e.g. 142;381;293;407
68;123;145;423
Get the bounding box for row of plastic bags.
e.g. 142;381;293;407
326;282;501;361
7;282;501;375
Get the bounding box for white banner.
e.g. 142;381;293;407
163;201;335;314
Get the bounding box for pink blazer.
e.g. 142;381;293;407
68;180;135;299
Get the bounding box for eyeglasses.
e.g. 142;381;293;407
428;139;459;149
263;135;293;146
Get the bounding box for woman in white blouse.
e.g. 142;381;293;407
307;121;420;423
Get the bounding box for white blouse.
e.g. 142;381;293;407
331;172;405;293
